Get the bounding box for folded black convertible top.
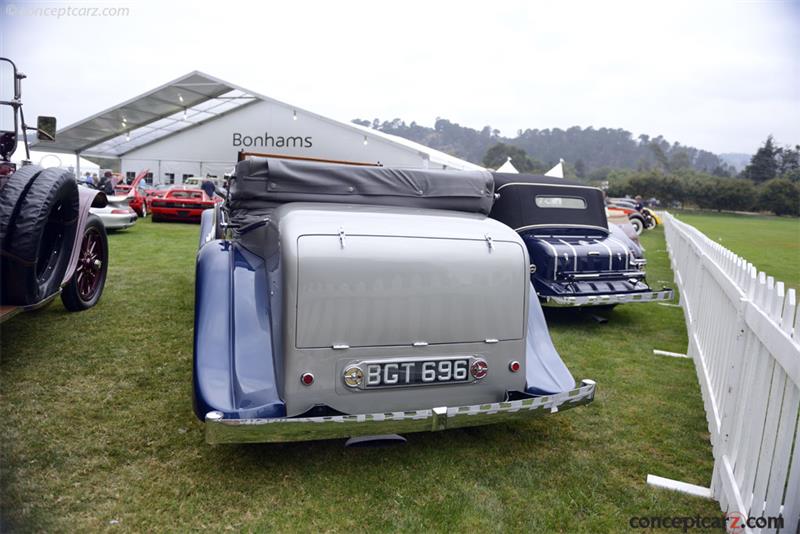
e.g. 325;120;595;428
490;172;608;231
229;157;494;226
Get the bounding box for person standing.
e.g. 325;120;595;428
102;171;115;195
200;179;216;199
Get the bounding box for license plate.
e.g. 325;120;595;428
344;357;485;390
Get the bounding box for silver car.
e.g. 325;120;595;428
193;157;595;444
90;195;137;230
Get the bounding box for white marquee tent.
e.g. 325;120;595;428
33;71;483;183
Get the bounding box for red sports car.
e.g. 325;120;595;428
150;187;221;223
144;184;171;210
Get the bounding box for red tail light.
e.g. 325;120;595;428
111;209;131;214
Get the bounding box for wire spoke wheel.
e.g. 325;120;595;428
76;226;104;301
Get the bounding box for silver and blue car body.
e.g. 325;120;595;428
193;158;595;444
489;173;673;307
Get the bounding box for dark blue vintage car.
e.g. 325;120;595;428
489;173;673;307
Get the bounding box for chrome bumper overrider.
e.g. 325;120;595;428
205;379;596;444
543;289;674;307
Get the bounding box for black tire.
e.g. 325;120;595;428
0;164;44;244
61;215;108;311
629;215;644;235
152;213;162;222
643;211;657;230
1;168;79;305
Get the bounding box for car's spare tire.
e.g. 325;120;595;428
1;167;80;306
0;164;44;244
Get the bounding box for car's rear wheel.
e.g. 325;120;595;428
61;215;108;311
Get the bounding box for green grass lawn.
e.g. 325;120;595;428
672;210;800;292
1;219;723;532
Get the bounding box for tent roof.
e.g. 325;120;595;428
32;71;484;171
31;71;258;158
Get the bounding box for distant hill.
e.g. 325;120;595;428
719;153;752;172
353;118;738;177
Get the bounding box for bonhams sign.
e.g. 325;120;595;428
232;132;313;149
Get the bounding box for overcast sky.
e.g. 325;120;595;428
1;0;798;156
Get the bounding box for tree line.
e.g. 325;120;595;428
604;136;800;216
352;118;737;176
353;117;798;217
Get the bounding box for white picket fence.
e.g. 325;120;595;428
662;212;800;533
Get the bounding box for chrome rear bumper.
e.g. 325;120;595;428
543;289;673;307
205;379;596;444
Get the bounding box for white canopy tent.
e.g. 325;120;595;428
496;157;519;174
544;158;565;178
31;72;260;176
31;71;483;179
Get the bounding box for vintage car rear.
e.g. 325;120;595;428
490;174;673;307
193;158;595;444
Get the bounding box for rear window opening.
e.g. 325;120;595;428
535;196;587;209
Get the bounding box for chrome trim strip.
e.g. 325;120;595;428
543;289;674;307
539;238;559;276
497;182;602;192
205;380;597;444
568;271;646;279
558;239;578;271
606;236;631;270
593;239;614;270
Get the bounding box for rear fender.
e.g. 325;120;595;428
524;283;577;395
62;186;106;286
193;240;285;420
